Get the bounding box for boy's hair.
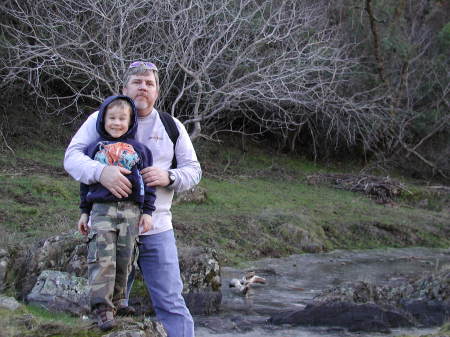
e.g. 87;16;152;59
106;98;133;125
122;64;160;92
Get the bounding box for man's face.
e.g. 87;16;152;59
104;105;131;138
123;71;159;117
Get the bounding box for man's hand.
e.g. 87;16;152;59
139;214;153;233
99;165;132;198
140;166;170;187
77;213;89;236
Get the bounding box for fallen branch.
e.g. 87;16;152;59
307;173;409;203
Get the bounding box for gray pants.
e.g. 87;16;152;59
87;201;140;311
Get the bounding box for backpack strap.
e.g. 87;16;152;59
158;111;180;169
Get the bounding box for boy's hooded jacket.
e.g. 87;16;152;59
79;95;156;215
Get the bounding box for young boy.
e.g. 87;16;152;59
77;95;156;331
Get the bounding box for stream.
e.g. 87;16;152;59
194;247;450;337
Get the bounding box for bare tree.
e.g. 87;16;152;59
1;0;375;146
1;0;448;176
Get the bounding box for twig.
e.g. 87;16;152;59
0;128;15;154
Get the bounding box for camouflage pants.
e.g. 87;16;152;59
87;201;140;311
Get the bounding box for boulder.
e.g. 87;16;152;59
4;231;86;299
4;232;221;316
196;315;266;333
315;269;450;306
130;246;222;315
0;295;21;311
179;246;222;315
26;270;89;315
400;299;450;327
0;248;9;292
102;318;167;337
268;301;413;333
304;268;450;330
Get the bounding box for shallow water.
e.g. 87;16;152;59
196;326;439;337
194;247;450;337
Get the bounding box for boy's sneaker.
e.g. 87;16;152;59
94;305;117;331
116;305;136;316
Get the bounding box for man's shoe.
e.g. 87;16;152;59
94;305;117;331
116;305;136;316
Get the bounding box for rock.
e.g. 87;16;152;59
195;315;262;333
5;231;86;300
26;270;89;315
348;319;391;333
178;246;222;315
316;268;450;306
4;232;222;317
173;186;207;205
102;318;167;337
400;299;450;327
129;246;222;316
310;268;450;330
196;316;239;333
144;320;168;337
103;330;146;337
268;301;413;332
0;295;21;311
0;248;9;292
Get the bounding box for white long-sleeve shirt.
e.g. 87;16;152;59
64;108;202;235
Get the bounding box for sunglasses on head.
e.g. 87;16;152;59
128;61;158;71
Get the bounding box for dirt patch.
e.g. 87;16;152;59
0;157;67;178
13;192;41;205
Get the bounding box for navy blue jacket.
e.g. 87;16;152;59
79;95;156;216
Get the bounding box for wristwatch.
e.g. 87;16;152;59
168;170;176;186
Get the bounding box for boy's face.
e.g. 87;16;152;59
104;105;131;138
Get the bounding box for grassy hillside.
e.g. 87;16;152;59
0;138;449;337
0;139;449;265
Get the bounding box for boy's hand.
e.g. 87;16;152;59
77;213;89;236
138;214;153;233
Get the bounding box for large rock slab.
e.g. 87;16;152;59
314;268;450;327
26;270;89;315
269;268;450;332
179;246;222;315
130;246;222;316
4;232;87;299
268;301;414;333
400;299;450;327
4;231;221;316
316;269;450;305
0;248;9;292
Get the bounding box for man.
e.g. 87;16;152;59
64;61;201;337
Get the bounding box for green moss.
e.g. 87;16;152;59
0;306;102;337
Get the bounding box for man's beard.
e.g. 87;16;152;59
135;100;149;110
134;96;151;111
